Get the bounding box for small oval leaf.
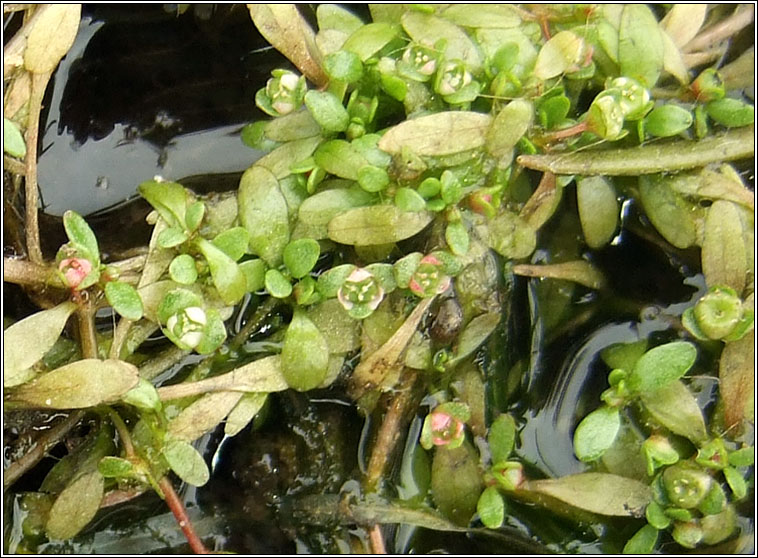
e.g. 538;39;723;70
328;205;432;246
239;165;290;266
105;281;144;321
574;405;621;462
576;176;619;249
281;311;330;391
628;341;697;394
46;470;104;540
163;439;210;487
378;111;491;157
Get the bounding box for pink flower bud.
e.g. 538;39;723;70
59;258;93;289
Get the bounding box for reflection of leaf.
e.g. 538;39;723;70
248;4;327;86
640;380;707;443
46;470;104;540
4;301;77;387
378;111;491;157
522;473;651;517
720;329;754;429
9;359;139;409
239;165;290;266
328;205;432;245
162;439;210;487
24;4;81;74
702;200;748;294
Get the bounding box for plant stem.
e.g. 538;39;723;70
106;408;136;458
517;125;754;175
158;476;211;554
683;4;755;53
3;257;66;288
2;410;85;489
139;344;190;381
23;71;51;264
368;524;387;554
77;300;99;360
109;318;133;360
364;368;419;493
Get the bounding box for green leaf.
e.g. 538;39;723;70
431;440;483;526
195;308;227;355
328;205;432;246
316;4;364;34
138;180;187;230
307;298;361;353
402;12;481;72
225;392;268;437
395;187;427;212
445;221;469;256
168;391;243;442
157;226;189;248
638;174;697;249
212;227;250;262
378;111;491;157
4;117;26;158
601;339;648;372
487;99;533;162
706;98;754;128
534;31;586;80
4;301;77;388
239;259;267;293
195;237;247;305
185;201;206;232
484;211;536;259
618;5;664;87
97;456;134;479
45;470;104;540
314;139;369;181
298;183;376;225
723;466;747;500
449;312;501;367
316;264;356;298
393;252;423;289
283;238;321;279
281;311;330;391
574;405;621;462
324;50;363;83
264;109;321;142
265;269;293;298
305;90;350;133
162;439;210;487
702;200;748;293
168;254;198;285
121;378;162;412
341;22;400;61
622;524;659;554
576;176;619;249
628;341;697;394
488;414;517;464
524;473;651;517
357;165;390;193
728;447;754;467
239;165;290;266
644;105;693;137
640;380;707;443
440;4;521;29
255;136;322;179
105;281;144;321
63;210;100;264
8;359;139;409
477;486;505;528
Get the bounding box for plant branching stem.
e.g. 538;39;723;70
158;476;211;554
24;71;51;264
107;408;135;458
683;4;755;53
3;257;65;288
2;410;85;489
517;125;754;175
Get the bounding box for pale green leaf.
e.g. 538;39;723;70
440;4;521;29
660;4;707;48
238;165;290;266
254;136;322;179
342;22;400;62
105;281;144;321
168;391;244;442
477;486;505;529
281;311;330;391
534;31;586;80
628;341;697;394
45;470;104;540
378;111;491;157
487;99;533;161
225;392;268;437
702;200;748;293
298;183;376;226
162;439;210;487
328;205;432;245
402;12;482;72
513;261;606;290
264;109;322;142
638;174;697;249
63;210;100;264
576;176;619;249
4;117;26;158
195;237;247;305
4;301;77;387
574;406;621;462
8;359;139;409
619;5;664;87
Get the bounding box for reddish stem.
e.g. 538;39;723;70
545;120;589;141
158;476;211;554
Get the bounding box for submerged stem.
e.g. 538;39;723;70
517;125;754;175
158;476;211;554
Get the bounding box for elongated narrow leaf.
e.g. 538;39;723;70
628;341;697;394
513;261;606;290
46;470;104;540
162;439;210;487
4;301;77;387
660;4;707;48
488;414;517;464
248;4;327;86
576;176;619;249
168;391;244;442
24;4;81;74
378;111;491;157
619;5;664;87
702;200;748;293
449;312;501;366
239;165;290;266
487;100;533;161
440;4;521;29
720;330;754;429
281;311;330;391
523;473;651;517
328;205;432;245
640;380;707;443
9;359;139;409
225;392;268;437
